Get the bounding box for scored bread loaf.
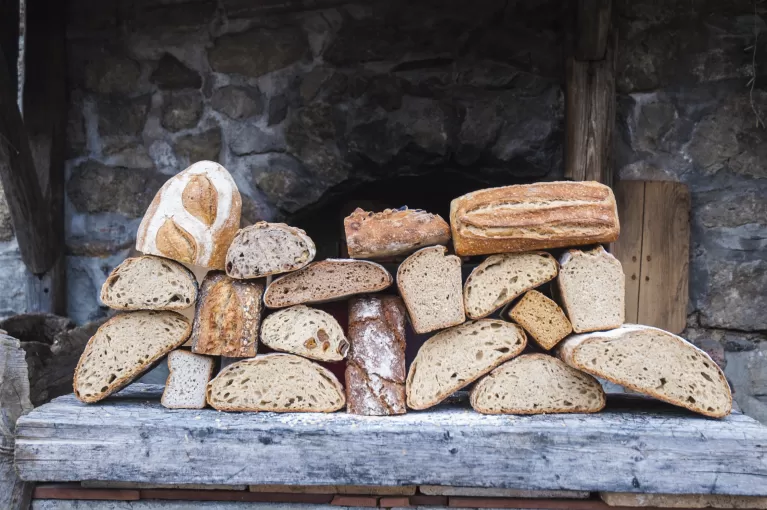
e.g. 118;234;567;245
206;353;345;412
508;290;572;350
225;222;316;278
263;259;392;308
396;245;465;334
470;354;605;414
136;161;242;269
464;252;558;319
558;325;732;417
557;246;624;333
344;207;450;259
406;320;527;410
100;255;197;311
450;181;620;256
161;350;215;409
260;305;349;362
74;311;192;403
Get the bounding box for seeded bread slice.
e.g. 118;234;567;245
508;290;572;350
406;320;527;410
470;353;605;414
206;353;345;412
397;245;465;334
225;222;316;279
100;256;197;311
261;305;349;362
74;311;192;403
558;325;732;417
161;350;215;409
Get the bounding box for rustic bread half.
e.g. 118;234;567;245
558;325;732;417
470;354;605;414
406;320;527;410
557;246;625;333
225;222;316;279
206;353;345;412
508;290;572;350
161;350;215;409
100;255;197;311
74;311;192;403
263;259;392;308
464;252;558;319
261;305;349;362
397;245;465;334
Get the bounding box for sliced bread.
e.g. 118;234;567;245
161;350;215;409
206;353;345;412
100;256;197;311
74;311;192;403
470;353;605;414
263;259;392;308
225;222;316;279
558;325;732;417
261;305;349;362
396;245;465;334
508;290;572;350
406;320;527;410
464;252;558;319
556;246;625;333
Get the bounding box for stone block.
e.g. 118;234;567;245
161;90;203;132
173;128;222;165
208;28;309;78
210;86;263;119
601;491;767;508
150;54;202;90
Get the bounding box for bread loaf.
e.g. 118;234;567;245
161;350;215;409
190;271;263;357
450;181;620;256
136;161;242;269
346;295;407;415
260;305;349;362
225;222;316;278
508;290;572;350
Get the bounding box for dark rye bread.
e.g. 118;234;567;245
225;222;316;278
100;256;197;311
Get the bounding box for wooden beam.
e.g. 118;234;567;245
575;0;612;60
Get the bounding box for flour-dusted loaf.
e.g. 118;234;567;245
450;181;620;256
190;271;263;358
74;311;192;403
558;325;732;417
406;320;527;410
397;245;465;334
470;354;605;414
508;290;572;350
161;350;215;409
261;305;349;362
206;353;345;412
136;161;242;269
225;222;316;278
346;295;407;415
263;259;392;308
557;246;625;333
100;255;197;311
344;207;451;259
464;252;558;319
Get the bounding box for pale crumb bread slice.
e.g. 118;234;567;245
558;325;732;417
100;256;197;311
263;259;392;308
463;252;558;319
556;246;625;333
206;353;345;412
225;222;316;279
161;350;215;409
74;311;192;403
396;245;465;334
470;353;605;414
261;305;349;362
406;320;527;410
508;290;572;350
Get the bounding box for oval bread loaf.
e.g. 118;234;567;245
261;305;349;362
100;256;197;311
226;222;316;279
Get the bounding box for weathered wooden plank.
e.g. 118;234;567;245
575;0;612;60
32;502;350;510
612;181;645;323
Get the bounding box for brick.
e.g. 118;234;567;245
380;496;411;507
331;495;379;507
82;481;247;490
249;485;338;494
139;489;333;504
33;484;139;501
420;486;590;499
601;492;767;508
410;495;448;506
249;485;416;496
449;497;608;509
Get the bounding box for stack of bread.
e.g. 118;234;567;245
73;161;733;419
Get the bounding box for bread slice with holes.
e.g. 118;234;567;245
470;354;605;414
508;290;572;350
261;305;349;362
206;353;345;412
406;320;527;410
464;252;558;319
100;256;197;311
74;311;192;403
162;350;215;409
226;222;316;279
558;325;732;417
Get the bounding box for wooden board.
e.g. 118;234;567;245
15;384;767;496
613;181;645;323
